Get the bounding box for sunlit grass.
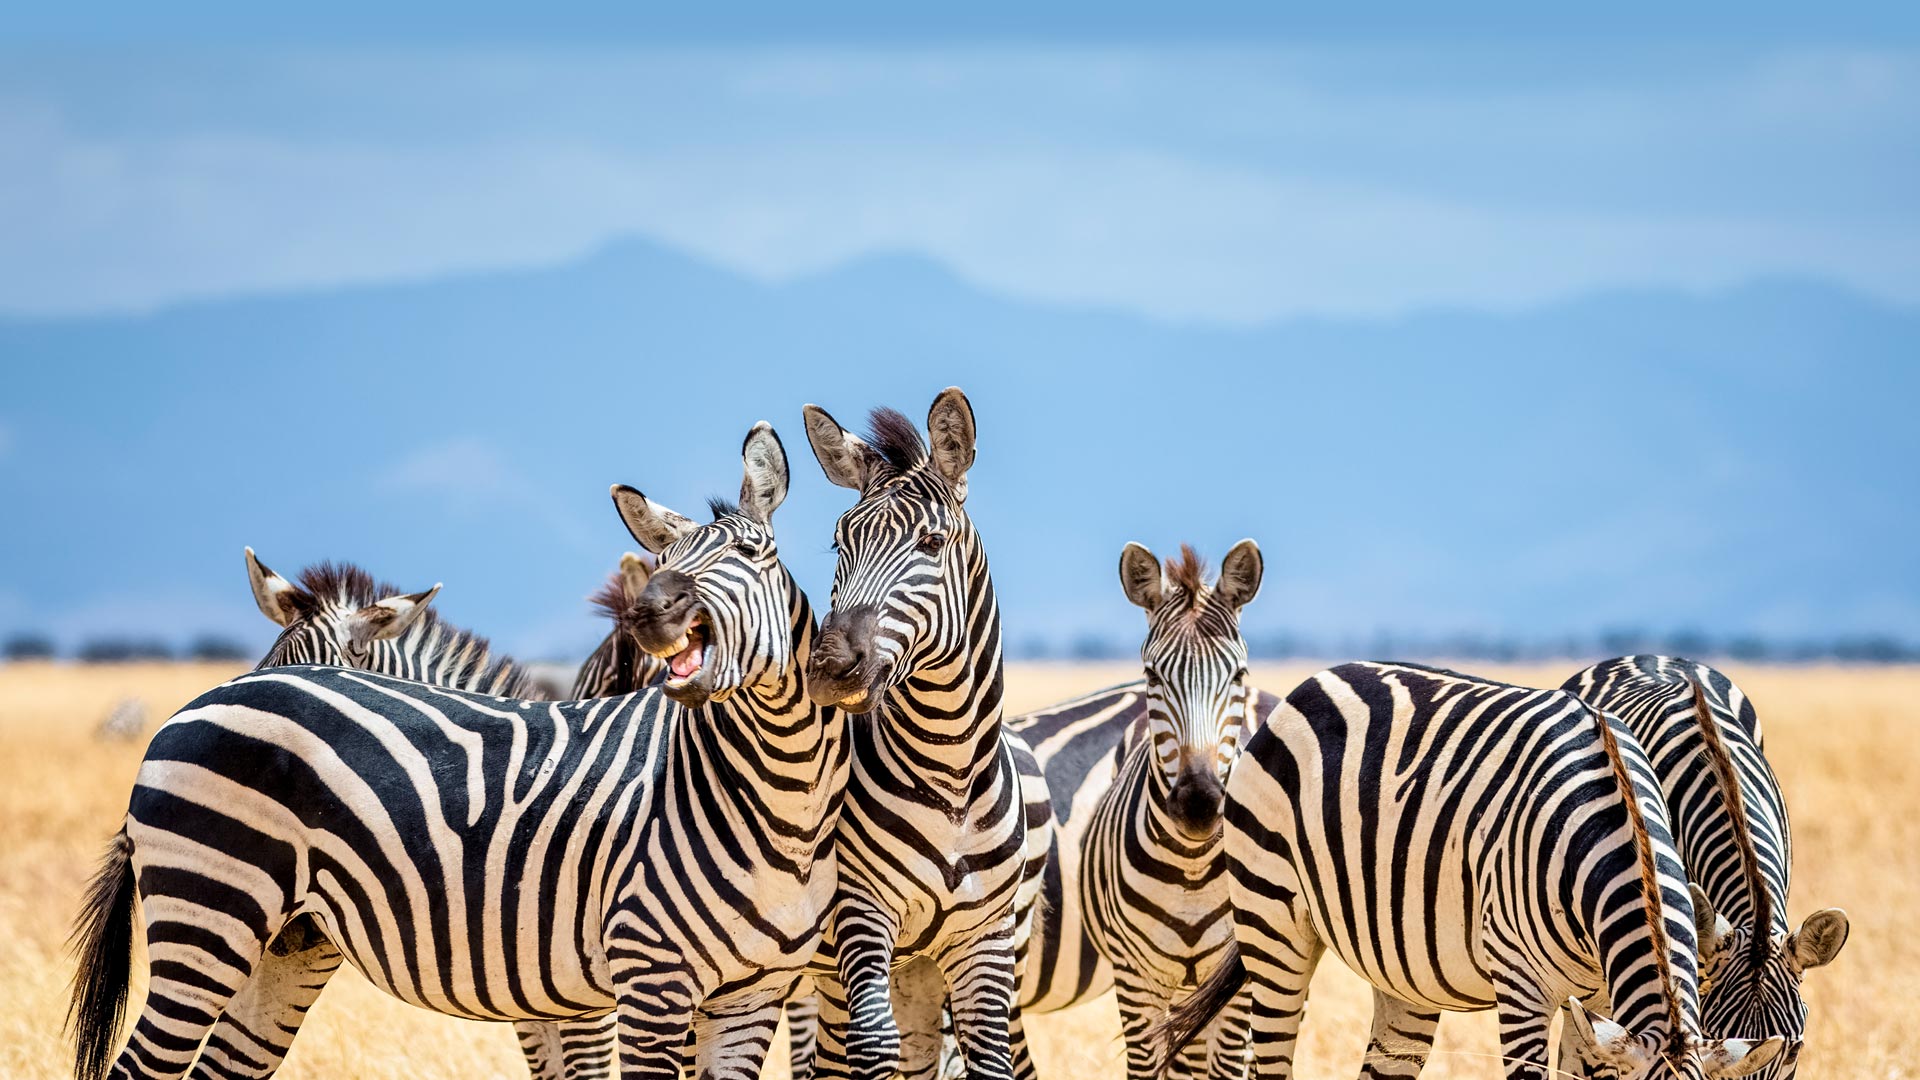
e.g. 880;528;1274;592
2;661;1906;1079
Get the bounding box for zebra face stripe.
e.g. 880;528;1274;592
810;469;971;711
632;513;794;709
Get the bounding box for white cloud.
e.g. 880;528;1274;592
1;46;1915;322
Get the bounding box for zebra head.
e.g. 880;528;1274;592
609;421;795;710
801;387;979;712
1118;540;1262;840
246;548;442;669
1690;888;1848;1079
1566;997;1787;1079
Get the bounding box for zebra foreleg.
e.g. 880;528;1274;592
1357;990;1441;1080
612;971;701;1080
184;918;341;1080
938;928;1021;1080
691;995;787;1080
1113;968;1172;1080
820;904;905;1080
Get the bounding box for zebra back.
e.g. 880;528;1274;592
248;551;533;696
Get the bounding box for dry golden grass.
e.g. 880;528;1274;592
1;660;1909;1078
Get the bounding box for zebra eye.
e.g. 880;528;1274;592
918;532;947;554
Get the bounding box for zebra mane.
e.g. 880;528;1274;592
590;574;642;635
866;407;927;473
1686;671;1773;966
291;560;529;696
1164;544;1207;601
1590;700;1687;1056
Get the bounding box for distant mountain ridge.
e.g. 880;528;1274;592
3;235;1915;659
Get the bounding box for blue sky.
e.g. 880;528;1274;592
1;7;1915;658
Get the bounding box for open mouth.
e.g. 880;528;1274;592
648;613;707;688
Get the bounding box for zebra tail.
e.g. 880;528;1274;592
68;828;135;1080
1150;940;1247;1078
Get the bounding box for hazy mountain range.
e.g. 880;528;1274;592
3;237;1915;661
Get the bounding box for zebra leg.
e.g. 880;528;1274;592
185;917;341;1080
1237;915;1323;1080
1356;990;1441;1080
612;971;700;1080
110;912;274;1080
517;1016;618;1080
1007;1001;1039;1080
809;967;860;1080
939;929;1021;1080
1199;982;1253;1080
691;997;787;1080
1111;968;1171;1080
824;903;905;1080
785;990;820;1080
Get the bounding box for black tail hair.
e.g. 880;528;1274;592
68;829;135;1080
1150;940;1247;1077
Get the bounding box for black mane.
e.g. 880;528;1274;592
866;407;927;473
707;496;740;520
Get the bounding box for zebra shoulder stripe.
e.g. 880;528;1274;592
1589;699;1685;1055
1686;670;1773;965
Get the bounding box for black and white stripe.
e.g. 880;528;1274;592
1563;657;1848;1079
1159;661;1786;1080
1076;541;1268;1080
248;547;616;1080
69;424;849;1080
798;389;1051;1080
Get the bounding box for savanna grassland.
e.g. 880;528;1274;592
2;661;1911;1078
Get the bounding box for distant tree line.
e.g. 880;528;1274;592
2;634;254;663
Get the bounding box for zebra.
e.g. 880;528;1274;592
798;388;1051;1080
69;422;849;1080
1075;541;1269;1080
1156;661;1787;1080
1561;657;1848;1078
243;546;660;1080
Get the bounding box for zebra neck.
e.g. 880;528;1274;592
874;541;1007;786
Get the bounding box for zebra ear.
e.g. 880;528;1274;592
619;552;652;605
1690;883;1732;960
1788;908;1849;972
1564;999;1651;1072
926;386;976;499
1215;539;1264;611
1703;1037;1787;1078
738;421;789;523
348;584;440;645
1119;543;1164;610
611;485;696;555
245;547;311;628
803;404;874;492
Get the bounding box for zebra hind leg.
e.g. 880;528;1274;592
517;1015;618;1080
1200;982;1253;1080
784;991;820;1080
1357;989;1441;1080
1237;926;1323;1080
185;916;341;1080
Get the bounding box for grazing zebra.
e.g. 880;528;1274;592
244;546;661;1080
1562;657;1848;1078
1157;662;1786;1080
1077;541;1270;1080
799;388;1051;1080
69;423;848;1080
